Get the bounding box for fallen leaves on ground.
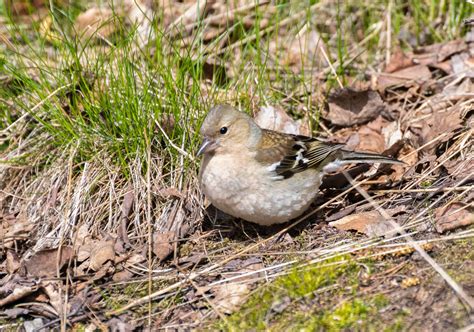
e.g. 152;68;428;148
24;246;74;278
435;202;474;233
89;240;115;271
153;231;175;262
74;0;152;43
324;88;386;127
254;105;311;136
376;39;469;90
375;64;432;91
213;282;250;314
329;206;407;237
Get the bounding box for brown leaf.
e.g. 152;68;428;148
112;269;134;282
43;281;65;314
254;105;310;135
74;7;116;39
326;206;356;222
356;121;387;154
153;231;175;262
375;64;432;91
6;250;21;274
89;240;115;271
435;203;474;233
443;158;474;181
118;187;134;247
385;49;414;73
452;53;474;78
24;246;74;278
415;39;468;63
4;0;49;23
430;60;452;74
3;213;34;249
329;206;406;237
212;283;250;314
325;88;385;127
410;109;463;155
0;280;39;307
388;144;418;182
156;187;185;199
222;258;265;283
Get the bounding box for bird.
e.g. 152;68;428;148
197;105;403;226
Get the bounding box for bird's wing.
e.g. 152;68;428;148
255;129;345;178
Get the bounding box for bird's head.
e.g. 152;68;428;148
197;105;260;156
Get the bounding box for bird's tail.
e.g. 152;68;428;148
339;150;404;165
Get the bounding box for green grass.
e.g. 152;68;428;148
1;1;471;175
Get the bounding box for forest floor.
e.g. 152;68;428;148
0;0;473;330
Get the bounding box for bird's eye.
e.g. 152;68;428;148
220;127;228;134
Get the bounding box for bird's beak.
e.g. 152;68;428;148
197;137;217;156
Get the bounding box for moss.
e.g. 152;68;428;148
420;180;433;188
216;254;414;331
219;255;356;330
295;298;371;331
276;258;355;299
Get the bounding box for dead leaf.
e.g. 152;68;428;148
0;279;39;307
153;231;175;262
4;0;49;23
451;53;474;78
435;203;474;233
212;283;250;314
106;318;135;332
355;119;387;154
24;246;74;278
329;206;406;237
3;213;34;248
375;65;432;91
443;158;474;181
222;258;265;283
112;269;134;282
409;109;463;155
156;187;185;199
6;250;21;274
75;0;152;42
326;206;356;222
254;105;309;135
75;7;116;39
415;39;468;63
430;60;452;74
325;88;385;127
43;281;65;314
89;240;115;271
385;49;414;73
389;144;418;182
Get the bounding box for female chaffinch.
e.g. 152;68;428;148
198;105;402;226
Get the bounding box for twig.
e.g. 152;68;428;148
370;186;473;194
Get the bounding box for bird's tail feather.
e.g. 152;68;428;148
340;150;404;165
